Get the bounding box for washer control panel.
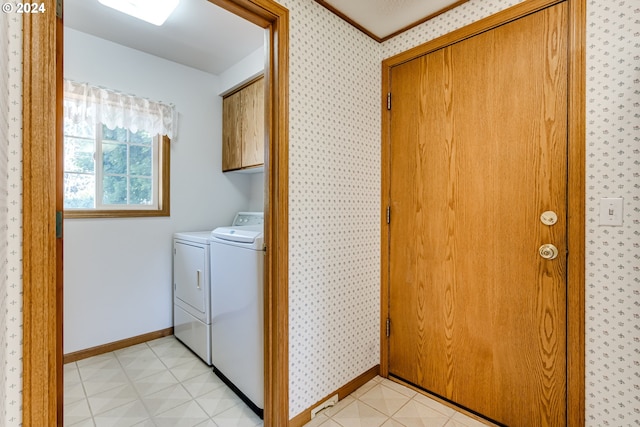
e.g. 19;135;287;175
232;212;264;227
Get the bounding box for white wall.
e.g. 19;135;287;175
218;46;265;95
63;28;259;353
218;45;266;213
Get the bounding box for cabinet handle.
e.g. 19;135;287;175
196;270;201;289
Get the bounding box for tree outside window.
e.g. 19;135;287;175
64;122;170;218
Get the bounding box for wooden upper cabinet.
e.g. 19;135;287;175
222;89;243;170
241;77;265;168
222;76;265;172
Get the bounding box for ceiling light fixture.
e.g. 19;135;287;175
98;0;180;26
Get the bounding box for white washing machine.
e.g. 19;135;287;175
210;212;264;418
173;231;212;365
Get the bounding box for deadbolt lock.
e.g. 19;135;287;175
539;244;559;260
540;211;558;226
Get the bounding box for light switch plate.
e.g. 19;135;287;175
599;197;623;226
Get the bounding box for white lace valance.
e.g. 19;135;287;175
63;79;178;140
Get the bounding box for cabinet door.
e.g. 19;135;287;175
241;77;265;168
222;90;242;171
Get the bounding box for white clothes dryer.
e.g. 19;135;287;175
173;231;212;365
209;212;264;418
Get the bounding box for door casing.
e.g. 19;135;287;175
380;0;585;424
21;0;290;425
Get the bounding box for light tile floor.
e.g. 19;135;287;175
303;376;491;427
65;335;490;427
64;335;262;426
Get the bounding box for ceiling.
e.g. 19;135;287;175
63;0;265;75
315;0;467;41
63;0;466;74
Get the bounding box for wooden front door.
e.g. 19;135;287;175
386;3;568;426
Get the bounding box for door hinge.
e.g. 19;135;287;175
56;0;62;19
55;211;62;239
386;206;391;224
386;318;391;337
387;93;391;110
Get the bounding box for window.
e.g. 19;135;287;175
63;79;176;218
64;123;170;218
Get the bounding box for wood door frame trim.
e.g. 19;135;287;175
380;0;585;425
21;0;290;425
22;6;62;425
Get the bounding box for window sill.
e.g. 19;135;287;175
64;208;170;219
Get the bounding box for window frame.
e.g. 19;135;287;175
63;134;170;219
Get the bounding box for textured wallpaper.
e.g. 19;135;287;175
0;9;8;425
1;8;23;427
584;1;640;425
381;0;522;58
278;0;640;421
277;0;383;417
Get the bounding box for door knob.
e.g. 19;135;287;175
539;244;558;260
